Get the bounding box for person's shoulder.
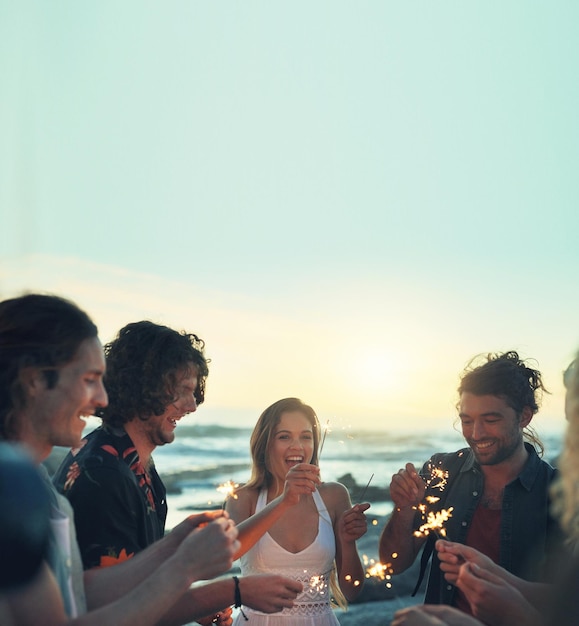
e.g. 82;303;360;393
318;481;350;506
319;481;349;495
74;426;134;466
233;483;257;504
425;448;471;467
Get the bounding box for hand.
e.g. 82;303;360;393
196;606;233;626
390;463;426;510
337;503;370;544
176;516;239;582
392;604;485;626
282;463;321;506
455;562;542;626
165;510;229;546
238;574;303;613
436;540;499;585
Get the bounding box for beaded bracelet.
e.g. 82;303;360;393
233;576;248;621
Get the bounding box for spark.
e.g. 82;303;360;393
217;480;239;509
413;506;454;538
363;554;394;584
423;463;449;491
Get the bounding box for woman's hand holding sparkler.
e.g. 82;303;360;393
281;463;321;506
337;502;371;544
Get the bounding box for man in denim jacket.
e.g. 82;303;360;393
379;351;565;616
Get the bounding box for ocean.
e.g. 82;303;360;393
145;422;565;531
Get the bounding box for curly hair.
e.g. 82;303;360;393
457;351;548;456
0;294;98;440
95;321;209;427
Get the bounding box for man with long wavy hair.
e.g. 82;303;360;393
379;351;565;615
54;320;209;570
0;293;242;625
53;319;301;624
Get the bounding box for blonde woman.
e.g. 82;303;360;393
226;398;369;625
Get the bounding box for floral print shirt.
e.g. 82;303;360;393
53;425;167;569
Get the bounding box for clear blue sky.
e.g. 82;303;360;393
1;2;578;431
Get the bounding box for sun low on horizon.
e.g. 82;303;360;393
0;255;571;438
1;4;577;437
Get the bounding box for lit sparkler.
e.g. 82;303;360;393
422;462;449;491
217;480;239;510
411;461;454;539
362;554;395;588
413;505;454;539
317;419;331;459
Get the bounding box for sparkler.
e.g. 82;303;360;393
217;480;239;510
422;461;449;491
362;554;395;588
317;419;331;459
408;461;454;539
356;473;374;503
413;505;454;539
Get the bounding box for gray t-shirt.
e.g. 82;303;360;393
39;464;87;616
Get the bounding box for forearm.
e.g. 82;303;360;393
84;528;187;608
335;543;365;601
77;558;196;626
155;578;235;626
379;508;423;573
233;499;291;559
499;574;553;613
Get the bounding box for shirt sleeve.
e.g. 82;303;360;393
64;463;145;569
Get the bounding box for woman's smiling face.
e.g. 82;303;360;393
268;410;315;480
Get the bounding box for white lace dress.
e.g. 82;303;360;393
233;489;340;625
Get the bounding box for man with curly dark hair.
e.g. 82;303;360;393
52;319;302;625
0;294;245;625
379;351;565;617
54;320;210;570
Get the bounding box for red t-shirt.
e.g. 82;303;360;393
454;503;501;614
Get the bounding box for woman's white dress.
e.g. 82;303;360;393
233;488;340;625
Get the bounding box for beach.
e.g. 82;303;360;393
333;512;423;625
44;424;564;625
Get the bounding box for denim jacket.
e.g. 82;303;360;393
414;443;564;605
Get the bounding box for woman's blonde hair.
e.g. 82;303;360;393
556;358;579;541
245;398;348;610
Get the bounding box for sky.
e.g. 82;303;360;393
1;2;578;434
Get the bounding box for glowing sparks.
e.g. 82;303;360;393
217;480;239;509
423;463;449;491
306;573;330;597
413;506;454;538
363;554;393;587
